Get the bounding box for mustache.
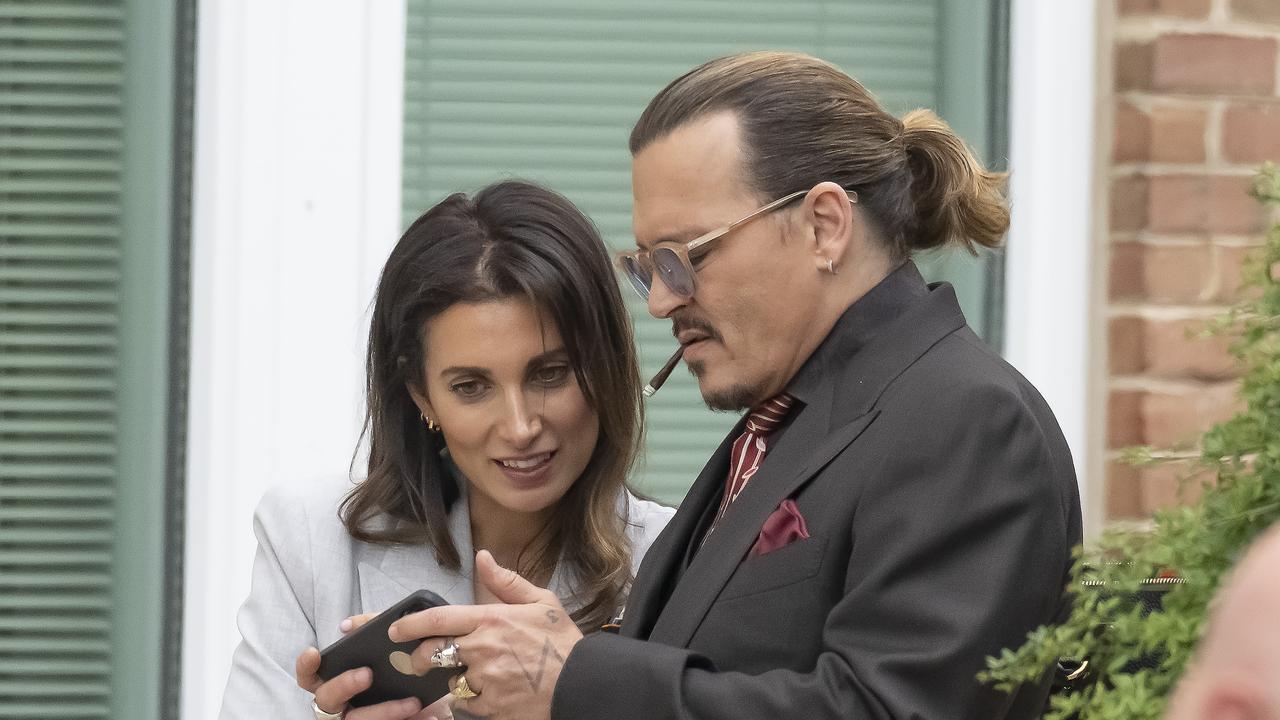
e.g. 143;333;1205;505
671;312;720;343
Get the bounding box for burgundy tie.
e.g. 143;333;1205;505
706;393;795;536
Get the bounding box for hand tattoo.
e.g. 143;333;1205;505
546;609;559;625
509;637;566;692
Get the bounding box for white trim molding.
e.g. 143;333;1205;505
1004;0;1103;537
183;2;407;717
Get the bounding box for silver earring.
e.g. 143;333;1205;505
826;258;838;275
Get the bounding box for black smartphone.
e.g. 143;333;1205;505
317;589;461;707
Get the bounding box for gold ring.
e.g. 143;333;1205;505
450;674;479;700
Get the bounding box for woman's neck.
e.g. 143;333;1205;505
467;490;555;582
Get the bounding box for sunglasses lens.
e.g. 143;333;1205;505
652;248;695;297
619;255;652;299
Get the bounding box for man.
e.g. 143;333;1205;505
390;50;1081;720
1165;526;1280;720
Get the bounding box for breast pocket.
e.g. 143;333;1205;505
717;535;828;602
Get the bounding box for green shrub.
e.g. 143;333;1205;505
982;163;1280;720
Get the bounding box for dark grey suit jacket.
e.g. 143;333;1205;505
553;263;1082;719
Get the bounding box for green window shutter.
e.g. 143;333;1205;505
401;0;997;504
0;1;173;718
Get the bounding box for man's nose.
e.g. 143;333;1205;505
646;273;687;319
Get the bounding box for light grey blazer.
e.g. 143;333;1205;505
218;474;674;720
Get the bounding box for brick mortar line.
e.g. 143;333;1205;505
1110;376;1241;392
1109;232;1266;245
1116;90;1280;104
1110;163;1269;175
1115;19;1280;41
1208;98;1225;164
1116;94;1280;109
1107;302;1238;315
1104;448;1201;461
1211;0;1230;23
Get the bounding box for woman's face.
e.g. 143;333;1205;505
411;298;600;522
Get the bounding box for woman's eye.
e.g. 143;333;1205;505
449;380;488;398
533;365;570;386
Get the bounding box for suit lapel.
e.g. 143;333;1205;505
648;401;880;647
622;429;739;639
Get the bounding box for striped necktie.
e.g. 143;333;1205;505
707;393;795;535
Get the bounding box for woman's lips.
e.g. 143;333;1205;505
493;451;555;488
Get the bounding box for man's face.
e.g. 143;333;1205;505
631;111;824;411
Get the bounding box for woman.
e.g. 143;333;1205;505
218;181;674;720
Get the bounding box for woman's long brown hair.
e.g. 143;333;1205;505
341;180;644;630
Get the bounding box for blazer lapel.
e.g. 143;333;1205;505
622;429;739;639
356;493;474;612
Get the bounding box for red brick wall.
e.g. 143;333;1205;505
1106;0;1280;518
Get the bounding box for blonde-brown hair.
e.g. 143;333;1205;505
630;51;1008;259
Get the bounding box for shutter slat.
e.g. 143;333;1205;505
0;135;123;152
0;90;122;107
0;679;110;695
0;289;119;305
0;223;120;238
0;376;117;391
0;485;114;500
0;528;114;544
0;25;123;42
0;155;119;170
0;704;110;719
0;179;120;193
0;358;116;373
0;309;117;325
0;637;110;652
0;573;111;588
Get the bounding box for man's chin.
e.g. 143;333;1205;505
690;363;759;412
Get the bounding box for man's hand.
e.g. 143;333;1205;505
388;550;585;720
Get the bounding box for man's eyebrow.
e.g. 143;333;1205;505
638;227;711;250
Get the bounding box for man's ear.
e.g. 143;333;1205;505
804;181;856;273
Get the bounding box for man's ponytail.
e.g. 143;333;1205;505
901;109;1009;254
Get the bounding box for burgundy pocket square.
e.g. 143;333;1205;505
750;498;810;556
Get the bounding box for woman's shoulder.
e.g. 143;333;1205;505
254;473;363;544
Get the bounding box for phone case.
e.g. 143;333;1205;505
317;589;461;707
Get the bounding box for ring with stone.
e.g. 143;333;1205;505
431;640;463;669
450;674;479;700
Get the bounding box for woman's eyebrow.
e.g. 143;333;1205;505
525;347;569;370
438;364;489;378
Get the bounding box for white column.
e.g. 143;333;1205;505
1004;0;1103;537
183;2;406;717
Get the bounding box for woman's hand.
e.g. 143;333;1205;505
294;614;451;720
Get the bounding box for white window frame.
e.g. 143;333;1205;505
183;2;407;717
